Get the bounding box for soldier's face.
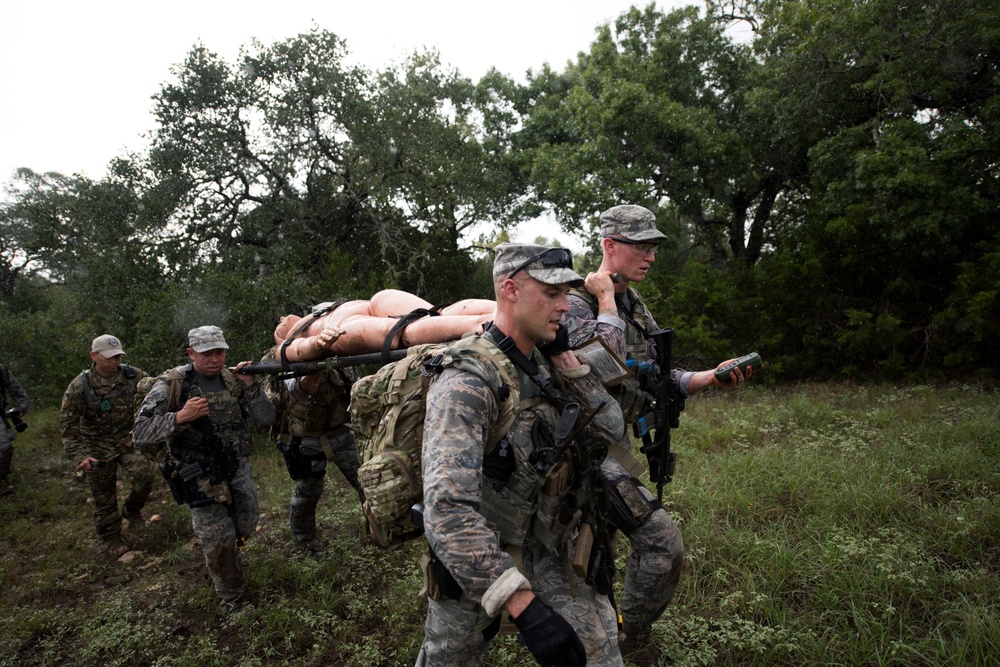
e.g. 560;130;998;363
188;347;227;376
607;237;657;283
514;277;570;344
90;352;122;377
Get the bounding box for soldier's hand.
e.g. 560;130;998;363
712;358;751;389
584;271;615;300
512;596;587;667
175;396;210;424
233;361;257;387
76;456;100;471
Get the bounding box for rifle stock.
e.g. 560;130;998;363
633;327;685;501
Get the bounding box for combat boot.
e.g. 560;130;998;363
619;633;671;666
104;536;130;559
122;507;146;532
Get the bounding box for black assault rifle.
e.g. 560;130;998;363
234;349;409;379
633;328;686;502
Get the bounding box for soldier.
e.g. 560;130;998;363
0;362;30;496
415;243;627;667
264;324;364;553
60;335;153;558
132;326;274;607
565;204;752;665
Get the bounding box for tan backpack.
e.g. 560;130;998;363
350;336;520;549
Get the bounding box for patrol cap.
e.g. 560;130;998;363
493;243;584;287
91;334;126;358
188;326;229;353
599;205;668;242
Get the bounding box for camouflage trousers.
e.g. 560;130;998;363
415;539;623;666
0;424;13;478
190;457;259;603
288;426;361;544
601;454;685;643
83;448;156;541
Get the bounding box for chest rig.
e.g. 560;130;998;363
79;366;138;438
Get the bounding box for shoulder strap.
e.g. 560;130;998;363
381;306;442;364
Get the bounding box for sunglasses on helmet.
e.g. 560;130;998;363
506;247;574;280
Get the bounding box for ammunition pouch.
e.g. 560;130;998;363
605;474;661;537
278;437;326;481
610;377;653;426
159;460;227;508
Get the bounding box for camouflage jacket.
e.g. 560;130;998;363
131;364;275;456
421;331;624;614
60;364;147;463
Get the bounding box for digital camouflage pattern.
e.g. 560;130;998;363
132;364;274;603
565;285;687;645
417;332;626;665
598;204;668;242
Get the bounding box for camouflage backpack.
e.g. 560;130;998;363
350;335;521;549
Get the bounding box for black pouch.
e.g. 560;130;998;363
159;461;187;505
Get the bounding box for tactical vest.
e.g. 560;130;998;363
284;367;354;437
444;336;589;555
568;286;656;423
165;366;253;467
77;365;139;439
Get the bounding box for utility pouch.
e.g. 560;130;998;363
418;550;462;601
159;461;187;505
278;439;319;481
531;461;580;550
480;460;544;547
605;474;659;537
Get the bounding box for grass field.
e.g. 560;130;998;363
1;383;997;666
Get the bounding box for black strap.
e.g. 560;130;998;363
484;323;578;408
615;290;651;341
280;299;348;368
380;306;442;364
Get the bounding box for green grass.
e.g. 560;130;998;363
1;384;998;666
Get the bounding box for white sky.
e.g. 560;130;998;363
0;0;693;248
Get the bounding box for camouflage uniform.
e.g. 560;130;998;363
564;205;690;650
416;325;626;667
133;342;275;604
60;362;154;543
0;363;30;493
265;361;362;550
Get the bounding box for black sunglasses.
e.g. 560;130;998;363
507;247;574;280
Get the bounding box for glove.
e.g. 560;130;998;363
538;323;572;357
512;596;587;667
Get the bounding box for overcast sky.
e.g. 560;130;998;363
0;0;692;246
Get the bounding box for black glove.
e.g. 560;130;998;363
512;596;587;667
538;323;572;357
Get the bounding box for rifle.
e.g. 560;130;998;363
633;328;685;502
234;349;409;379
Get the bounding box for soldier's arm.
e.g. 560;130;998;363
131;380;179;445
421;369;530;616
566;292;626;359
59;378;90;462
4;369;30;415
551;351;626;445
